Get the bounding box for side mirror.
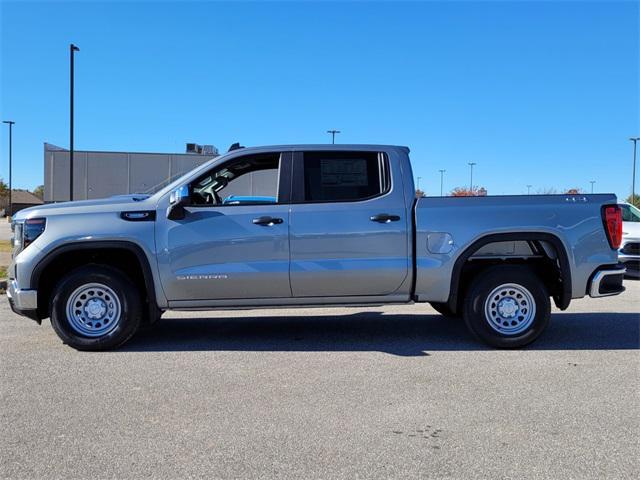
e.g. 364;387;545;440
167;185;190;220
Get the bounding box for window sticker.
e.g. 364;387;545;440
320;158;368;187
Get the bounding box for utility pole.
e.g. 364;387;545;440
70;43;80;201
631;137;639;201
439;169;446;196
2;120;15;216
327;130;340;144
590;180;596;194
526;184;532;195
468;162;477;192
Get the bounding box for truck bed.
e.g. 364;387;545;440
413;193;619;304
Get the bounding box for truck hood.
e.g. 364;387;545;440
13;194;154;221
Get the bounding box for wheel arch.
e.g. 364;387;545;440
446;232;573;313
31;240;160;321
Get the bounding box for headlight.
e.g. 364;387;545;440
22;218;46;249
12;222;23;252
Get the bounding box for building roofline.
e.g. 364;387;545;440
44;143;217;157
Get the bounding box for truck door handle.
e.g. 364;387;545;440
252;216;283;226
370;213;400;223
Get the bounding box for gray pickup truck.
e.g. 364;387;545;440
8;144;625;350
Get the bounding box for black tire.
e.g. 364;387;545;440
429;302;458;318
50;265;142;351
463;265;551;348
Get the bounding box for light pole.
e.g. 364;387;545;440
590;180;596;194
631;137;639;201
526;184;532;195
439;169;446;196
468;162;476;191
417;176;422;191
70;43;80;201
2;120;14;216
327;130;340;144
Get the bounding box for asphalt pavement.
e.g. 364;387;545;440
1;282;639;479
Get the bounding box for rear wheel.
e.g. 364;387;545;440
463;266;550;348
50;265;142;351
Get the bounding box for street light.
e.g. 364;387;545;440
590;180;596;194
631;137;639;201
526;184;532;195
70;43;80;201
468;162;477;191
327;130;340;144
2;120;15;216
439;169;446;196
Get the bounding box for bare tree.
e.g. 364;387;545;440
450;186;488;197
536;187;558;195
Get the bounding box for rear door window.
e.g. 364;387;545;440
296;151;389;203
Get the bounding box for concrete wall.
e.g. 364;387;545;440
44;145;215;202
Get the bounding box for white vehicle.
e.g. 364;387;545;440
619;202;640;278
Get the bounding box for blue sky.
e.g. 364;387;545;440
1;0;638;198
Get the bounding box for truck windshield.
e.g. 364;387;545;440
621;203;640;222
141;172;189;195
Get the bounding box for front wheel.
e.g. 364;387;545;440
463;266;551;348
50;265;142;351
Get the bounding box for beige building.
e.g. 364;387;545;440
43;143;218;202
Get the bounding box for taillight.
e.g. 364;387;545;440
602;205;622;249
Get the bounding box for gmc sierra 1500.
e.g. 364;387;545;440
8;145;625;350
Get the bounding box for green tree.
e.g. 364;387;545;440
626;194;640;208
0;178;8;211
33;185;44;200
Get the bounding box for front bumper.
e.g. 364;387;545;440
588;265;626;298
6;280;40;322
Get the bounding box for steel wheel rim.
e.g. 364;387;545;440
484;283;536;335
65;283;122;337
